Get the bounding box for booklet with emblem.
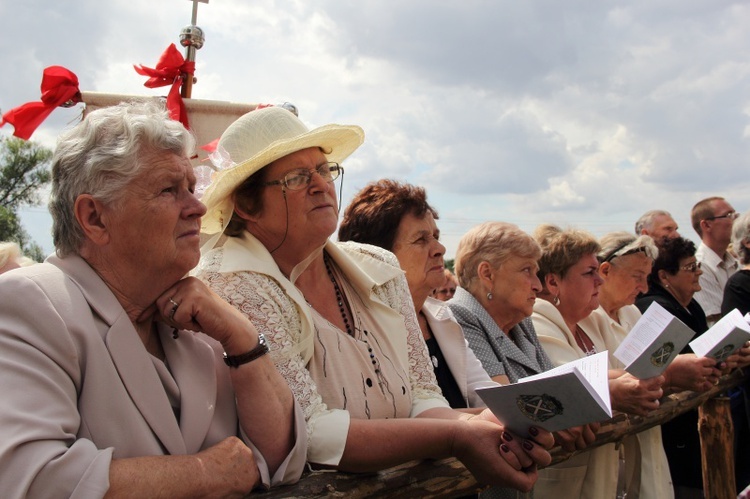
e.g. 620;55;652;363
613;301;695;379
475;351;611;434
689;308;750;362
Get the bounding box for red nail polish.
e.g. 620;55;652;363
523;440;534;451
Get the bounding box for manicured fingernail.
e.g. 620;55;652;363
500;444;510;453
502;431;514;442
523;440;534;451
528;426;539;437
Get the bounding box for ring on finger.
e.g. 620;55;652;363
169;298;179;320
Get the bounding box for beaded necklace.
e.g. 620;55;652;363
323;253;383;380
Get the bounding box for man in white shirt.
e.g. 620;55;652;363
691;196;740;325
635;210;680;244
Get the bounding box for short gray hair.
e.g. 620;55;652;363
49;100;194;256
455;222;541;294
598;231;659;263
732;211;750;265
634;210;671;235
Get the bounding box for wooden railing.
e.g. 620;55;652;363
257;369;748;499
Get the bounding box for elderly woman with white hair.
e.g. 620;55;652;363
0;101;306;498
195;107;553;492
582;232;723;499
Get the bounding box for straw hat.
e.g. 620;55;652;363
200;106;364;237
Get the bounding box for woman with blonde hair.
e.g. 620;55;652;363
532;225;668;498
0;241;33;274
447;222;597;497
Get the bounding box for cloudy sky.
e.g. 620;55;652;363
2;0;749;258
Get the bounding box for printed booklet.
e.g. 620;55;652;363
689;308;750;362
614;301;694;379
476;351;611;434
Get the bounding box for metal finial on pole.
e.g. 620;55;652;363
180;0;208;98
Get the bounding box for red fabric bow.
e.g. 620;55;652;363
0;66;81;140
134;44;194;130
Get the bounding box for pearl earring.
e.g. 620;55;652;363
487;292;493;300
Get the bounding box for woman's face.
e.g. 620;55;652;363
489;255;542;329
600;252;652;308
556;253;603;323
392;211;446;300
663;256;702;304
245;147;339;252
103;151;206;281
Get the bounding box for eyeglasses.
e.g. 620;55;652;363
705;211;739;221
263;162;343;191
679;261;702;273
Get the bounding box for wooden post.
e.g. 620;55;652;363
698;396;735;499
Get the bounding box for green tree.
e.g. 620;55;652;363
444;258;454;273
0;136;52;261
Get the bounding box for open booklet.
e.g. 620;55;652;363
475;351;611;434
689;308;750;362
613;301;695;379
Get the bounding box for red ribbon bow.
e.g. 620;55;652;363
0;66;81;140
134;43;194;130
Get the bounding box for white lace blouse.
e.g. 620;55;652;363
195;234;448;466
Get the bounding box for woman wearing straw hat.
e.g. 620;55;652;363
195;106;553;491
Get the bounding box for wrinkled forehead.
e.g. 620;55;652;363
612;251;653;272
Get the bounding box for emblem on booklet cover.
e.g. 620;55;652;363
650;342;675;367
711;344;735;363
517;394;563;423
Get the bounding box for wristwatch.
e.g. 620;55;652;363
223;333;269;368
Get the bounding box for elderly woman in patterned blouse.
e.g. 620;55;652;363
195;107;553;491
448;222;554;385
447;223;597;458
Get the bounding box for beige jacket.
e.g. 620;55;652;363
0;254;306;498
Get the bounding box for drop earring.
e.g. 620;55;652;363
487;291;493;301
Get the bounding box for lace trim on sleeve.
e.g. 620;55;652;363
347;244;447;409
196;249;332;444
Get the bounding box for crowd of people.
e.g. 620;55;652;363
1;102;749;498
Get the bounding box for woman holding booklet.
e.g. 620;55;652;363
530;225;670;499
585;232;725;499
635;236;743;497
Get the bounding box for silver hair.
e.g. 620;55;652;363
49;100;194;256
598;231;659;263
634;209;672;235
732;211;750;265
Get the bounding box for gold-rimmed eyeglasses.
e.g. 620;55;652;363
263;162;343;191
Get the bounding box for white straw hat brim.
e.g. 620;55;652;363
200;107;364;236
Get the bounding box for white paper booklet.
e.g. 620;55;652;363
613;301;695;379
689;308;750;362
475;351;611;434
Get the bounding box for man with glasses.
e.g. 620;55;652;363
691;196;740;325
